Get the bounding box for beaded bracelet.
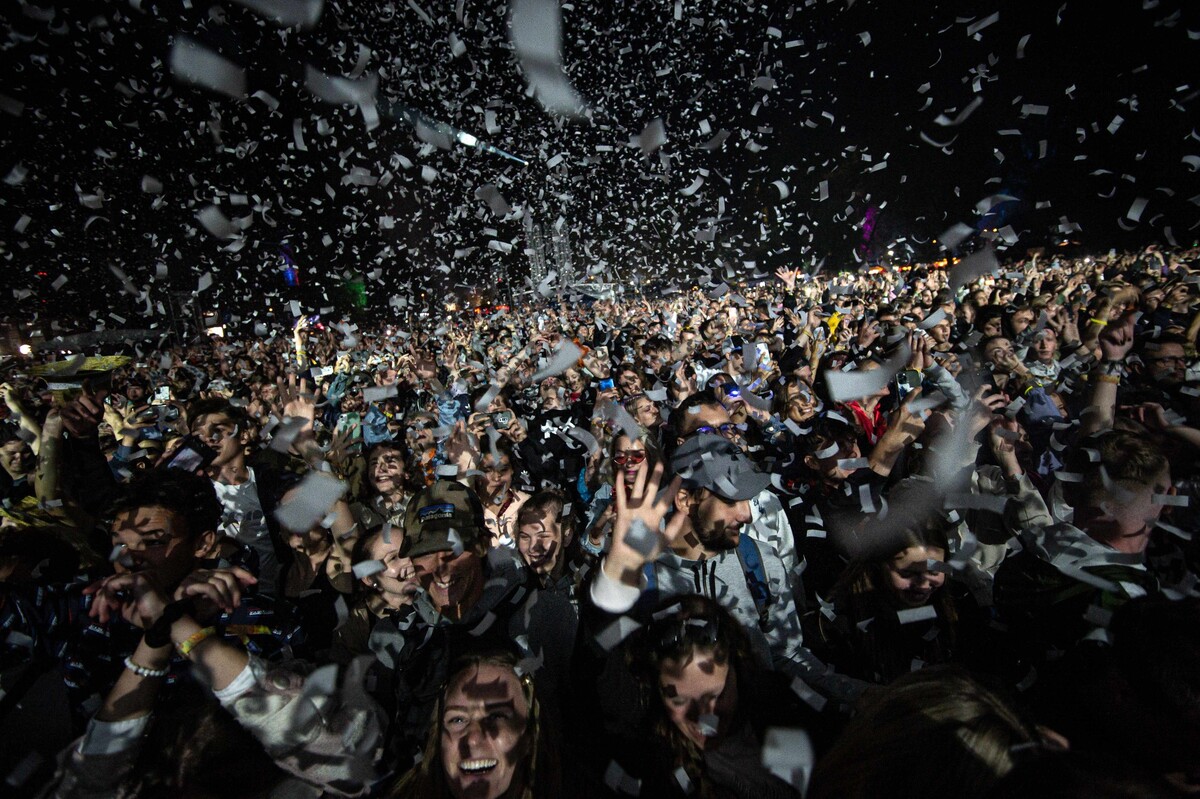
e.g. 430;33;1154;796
124;655;169;679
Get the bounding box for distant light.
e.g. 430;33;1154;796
205;326;225;338
456;131;478;148
18;344;32;355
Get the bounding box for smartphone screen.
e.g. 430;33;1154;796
152;386;171;405
162;436;218;473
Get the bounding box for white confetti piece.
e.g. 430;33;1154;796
274;473;346;533
362;385;398;404
897;605;938;624
948;246;1000;292
634;118;667;155
761;727;815;789
824;342;910;403
510;0;589;118
352;559;386;579
934;96;984;126
196;206;237;240
169;37;246;99
595;615;642;651
965;11;999;36
531;340;583;381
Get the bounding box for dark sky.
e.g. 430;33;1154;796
0;0;1197;330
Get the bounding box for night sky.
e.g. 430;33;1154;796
1;0;1197;330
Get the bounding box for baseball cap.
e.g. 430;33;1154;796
669;434;770;501
401;480;487;559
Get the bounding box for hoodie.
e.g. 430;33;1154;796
994;522;1158;658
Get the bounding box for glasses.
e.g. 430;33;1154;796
694;423;738;439
612;450;647;466
1148;356;1187;365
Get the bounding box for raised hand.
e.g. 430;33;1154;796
84;571;169;629
1125;402;1171;431
280;375;322;426
60;382;109;439
174;567;257;616
774;267;798;291
444;420;479;474
1098;312;1137;362
856;318;882;350
965;386;1009;438
605;461;684;586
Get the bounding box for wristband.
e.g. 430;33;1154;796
143;599;193;649
177;626;219;657
124;655;169;679
1093;373;1121;385
1087;318;1108;327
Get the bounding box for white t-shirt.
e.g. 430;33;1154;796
212;467;279;595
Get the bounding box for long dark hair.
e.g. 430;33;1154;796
626;595;757;798
823;517;959;663
390;649;560;799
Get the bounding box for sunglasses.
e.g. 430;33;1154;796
612;450;647;466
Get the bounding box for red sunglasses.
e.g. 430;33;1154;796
613;450;647;466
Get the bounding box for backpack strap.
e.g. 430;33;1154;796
632;561;658;616
736;533;772;624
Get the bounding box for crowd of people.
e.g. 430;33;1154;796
1;244;1199;798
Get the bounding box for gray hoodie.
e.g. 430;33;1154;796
597;540;866;705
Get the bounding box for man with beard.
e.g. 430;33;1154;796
367;480;576;764
1125;332;1193;421
586;435;864;704
668;389;799;581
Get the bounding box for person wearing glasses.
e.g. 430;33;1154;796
667;390;799;582
580;433;657;558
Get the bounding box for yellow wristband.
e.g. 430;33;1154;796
1093;373;1121;385
1088;318;1108;327
177;626;218;657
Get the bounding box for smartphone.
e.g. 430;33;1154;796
151;386;171;405
161;435;218;473
598;378;615;391
725;386;741;399
336;411;363;440
492;410;514;429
